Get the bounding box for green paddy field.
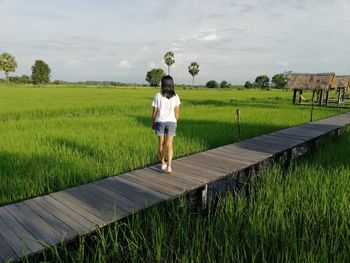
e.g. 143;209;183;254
0;84;343;206
1;84;349;262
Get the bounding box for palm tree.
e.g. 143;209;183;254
164;51;175;75
188;62;200;86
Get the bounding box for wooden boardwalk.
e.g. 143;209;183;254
1;112;350;262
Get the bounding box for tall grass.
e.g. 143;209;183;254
30;127;350;263
0;85;344;205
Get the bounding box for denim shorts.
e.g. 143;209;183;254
155;122;177;136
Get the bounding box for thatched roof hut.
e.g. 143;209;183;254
336;75;350;91
286;73;336;91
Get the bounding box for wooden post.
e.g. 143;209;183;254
310;90;316;122
298;89;303;103
236;109;241;141
319;89;323;106
292;89;297;104
337;88;342;104
325;90;329;106
201;184;208;214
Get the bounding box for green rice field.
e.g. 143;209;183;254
34;127;350;263
0;84;345;206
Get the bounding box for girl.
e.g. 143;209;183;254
151;75;180;173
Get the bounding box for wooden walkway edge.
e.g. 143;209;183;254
1;112;350;262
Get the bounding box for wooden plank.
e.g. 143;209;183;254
42;195;98;230
170;161;220;182
235;141;284;154
208;147;267;163
179;157;231;174
193;153;251;171
201;151;255;166
144;167;201;188
0;235;17;263
222;144;272;158
130;169;189;192
241;137;290;149
82;183;141;214
185;153;249;171
98;176;168;204
242;138;296;151
5;202;62;246
33;197;90;235
119;173;180;196
0;208;43;256
50;191;108;225
173;158;226;180
24;199;77;241
267;132;308;143
110;176;170;200
260;134;304;146
64;186;130;221
148;165;207;185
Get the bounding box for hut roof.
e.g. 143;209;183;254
336;75;350;90
286;73;336;90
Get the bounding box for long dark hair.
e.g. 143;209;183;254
161;75;175;99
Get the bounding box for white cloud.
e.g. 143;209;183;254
196;33;220;41
141;46;149;52
147;61;156;68
1;0;350;84
277;61;289;68
118;59;131;69
64;59;82;69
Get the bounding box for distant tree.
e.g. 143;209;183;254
164;51;175;75
146;68;165;87
0;52;17;81
255;75;270;89
31;60;51;85
9;75;32;84
271;73;288;89
188;62;200;86
206;80;218;89
220;80;230;88
244;81;253;89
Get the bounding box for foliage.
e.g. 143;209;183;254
163;51;175;75
255;75;270;89
244;81;253;89
145;68;165;87
271;73;288;89
31;60;51;85
206;80;219;88
0;52;17;81
220;80;230;88
188;62;200;86
9;75;32;84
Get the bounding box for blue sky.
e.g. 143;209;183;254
1;0;350;84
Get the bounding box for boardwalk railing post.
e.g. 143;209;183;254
236;108;241;141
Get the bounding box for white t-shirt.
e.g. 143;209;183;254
152;92;181;123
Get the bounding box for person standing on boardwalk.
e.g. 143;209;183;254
152;75;181;174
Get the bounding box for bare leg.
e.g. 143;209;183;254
158;136;165;165
166;136;174;172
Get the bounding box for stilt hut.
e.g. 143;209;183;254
336;75;350;104
286;73;337;106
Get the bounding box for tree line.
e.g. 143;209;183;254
0;52;51;85
244;71;292;89
1;50;291;89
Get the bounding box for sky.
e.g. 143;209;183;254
0;0;350;85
